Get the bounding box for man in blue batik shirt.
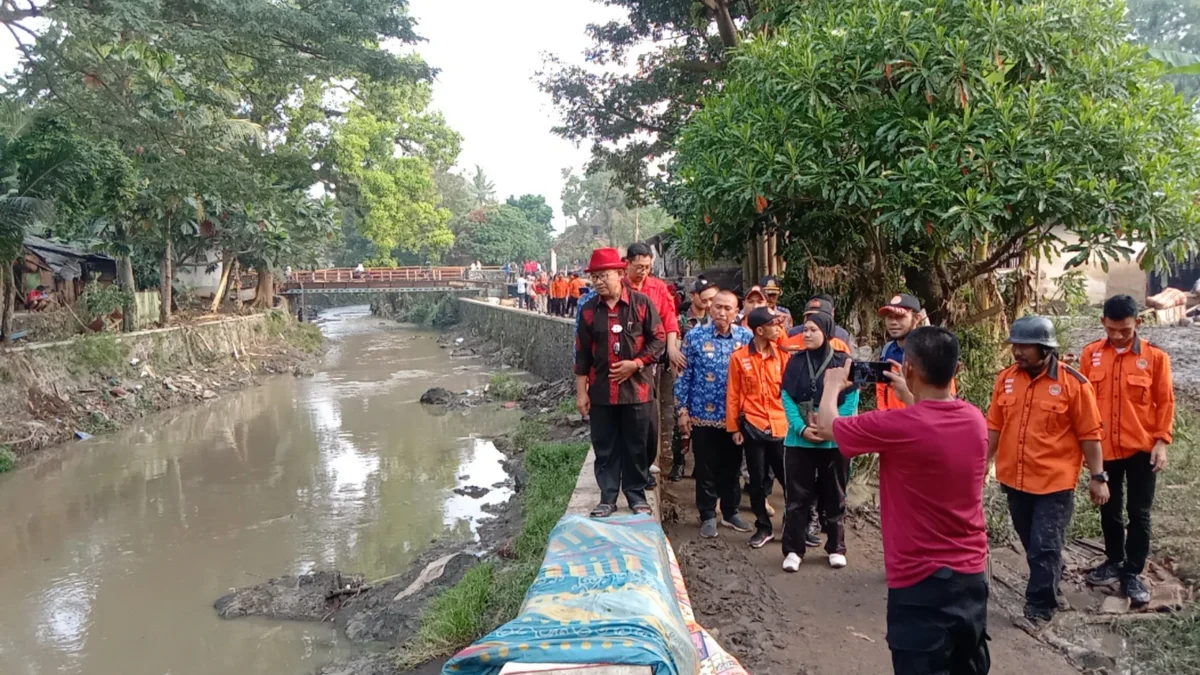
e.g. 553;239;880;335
674;289;755;538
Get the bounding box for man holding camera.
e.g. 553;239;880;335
815;327;991;675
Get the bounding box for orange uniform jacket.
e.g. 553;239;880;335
987;357;1104;495
569;278;587;299
550;279;570;299
726;341;790;437
1079;336;1174;461
780;332;850;354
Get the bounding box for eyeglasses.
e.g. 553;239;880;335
628;263;652;273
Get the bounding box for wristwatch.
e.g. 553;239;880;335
1091;472;1109;484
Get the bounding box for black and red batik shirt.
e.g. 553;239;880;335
574;288;666;406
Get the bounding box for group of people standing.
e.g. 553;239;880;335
514;270;588;316
571;243;1177;674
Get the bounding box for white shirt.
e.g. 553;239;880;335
355;264;365;273
516;278;527;293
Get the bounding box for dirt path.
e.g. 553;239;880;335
662;481;1081;675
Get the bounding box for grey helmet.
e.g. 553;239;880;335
1006;315;1058;349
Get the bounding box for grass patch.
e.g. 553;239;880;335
0;445;14;473
1118;610;1200;674
512;417;549;452
488;373;526;402
82;411;120;435
265;309;323;354
1145;408;1200;580
397;440;589;668
72;334;129;372
555;398;576;414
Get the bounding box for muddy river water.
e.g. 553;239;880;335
0;306;518;675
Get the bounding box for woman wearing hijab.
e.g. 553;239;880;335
780;312;859;572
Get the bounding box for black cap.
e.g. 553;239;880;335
760;275;782;293
878;293;922;315
747;307;784;330
804;297;834;317
691;278;716;294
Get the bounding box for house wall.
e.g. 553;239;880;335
1035;227;1148;305
176;251;224;298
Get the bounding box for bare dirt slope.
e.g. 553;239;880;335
663;481;1081;675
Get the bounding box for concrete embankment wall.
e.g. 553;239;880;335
457;299;574;381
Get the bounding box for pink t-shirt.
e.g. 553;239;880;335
833;399;989;589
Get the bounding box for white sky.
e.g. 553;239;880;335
0;1;617;232
407;0;621;232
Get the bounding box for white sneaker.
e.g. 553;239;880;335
782;553;802;572
828;553;848;568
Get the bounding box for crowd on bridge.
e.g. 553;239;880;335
568;244;1176;675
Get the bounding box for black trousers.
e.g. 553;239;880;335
567;297;578;316
783;446;847;557
548;298;560;316
590;403;653;506
1101;452;1157;576
1005;487;1074;616
692;427;743;521
744;435;785;532
888;568;991;675
670;422;687;473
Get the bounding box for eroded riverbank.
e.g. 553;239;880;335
0;307;524;675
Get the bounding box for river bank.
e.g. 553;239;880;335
203;315;589;675
0;310;322;460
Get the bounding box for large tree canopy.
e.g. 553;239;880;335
538;0;749;200
671;0;1200;323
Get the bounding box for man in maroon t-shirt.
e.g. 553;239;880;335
815;327;991;675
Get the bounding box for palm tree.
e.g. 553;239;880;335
468;165;496;207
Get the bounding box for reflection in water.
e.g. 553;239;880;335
0;306;518;675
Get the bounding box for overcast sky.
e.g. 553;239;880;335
407;0;621;232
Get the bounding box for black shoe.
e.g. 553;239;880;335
647;475;657;489
805;532;821;548
749;530;774;549
1086;560;1123;586
1123;575;1151;607
668;463;685;482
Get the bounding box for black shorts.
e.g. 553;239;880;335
888;568;990;675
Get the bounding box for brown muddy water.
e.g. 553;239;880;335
0;306;519;675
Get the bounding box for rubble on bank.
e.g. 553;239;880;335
0;313;322;457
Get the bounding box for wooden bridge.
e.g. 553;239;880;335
280;266;505;294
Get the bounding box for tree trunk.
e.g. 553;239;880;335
252;266;275;308
1;262;14;343
159;236;173;326
119;254;136;332
209;249;234;313
709;0;739;48
233;259;243;313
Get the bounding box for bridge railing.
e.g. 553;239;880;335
288;266;502;284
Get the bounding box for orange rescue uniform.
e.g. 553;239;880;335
987;357;1104;494
725;340;790;437
550;278;570;299
569;277;587;299
1079;336;1174;461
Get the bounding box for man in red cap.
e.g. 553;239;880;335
575;247;667;517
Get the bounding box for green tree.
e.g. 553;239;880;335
539;0;750;198
506;194;554;231
2;0;445;321
468;165;497;208
671;0;1200;324
453;204;549;265
554;169;673;264
0;104;56;340
1128;0;1200;101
